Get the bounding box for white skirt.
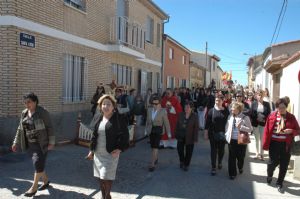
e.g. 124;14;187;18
93;152;119;180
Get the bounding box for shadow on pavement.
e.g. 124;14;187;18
250;173;300;196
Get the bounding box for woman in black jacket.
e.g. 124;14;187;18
175;101;199;171
205;94;230;176
250;90;271;160
86;94;129;199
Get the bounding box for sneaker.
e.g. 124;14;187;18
267;177;272;185
211;168;216;176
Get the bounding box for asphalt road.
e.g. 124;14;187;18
0;132;299;199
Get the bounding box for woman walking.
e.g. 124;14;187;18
12;93;55;197
250;90;271;160
225;102;253;180
197;88;208;130
86;94;129;199
175;101;199;171
205;94;230;175
146;96;171;171
263;98;300;193
91;86;105;116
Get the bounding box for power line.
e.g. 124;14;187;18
270;0;287;45
207;47;244;62
275;0;288;43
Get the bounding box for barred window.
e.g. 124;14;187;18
63;54;88;103
112;64;132;86
146;16;154;43
167;76;175;89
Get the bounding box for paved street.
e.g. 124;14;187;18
1;132;300;199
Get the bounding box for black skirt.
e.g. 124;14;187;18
28;142;47;172
150;133;161;149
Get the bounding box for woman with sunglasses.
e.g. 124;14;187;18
236;92;250;116
12;93;55;197
146;96;171;171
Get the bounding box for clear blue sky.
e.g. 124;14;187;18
153;0;300;86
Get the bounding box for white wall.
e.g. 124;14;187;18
280;58;300;123
254;69;263;90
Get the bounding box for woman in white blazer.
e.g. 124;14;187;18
225;102;253;180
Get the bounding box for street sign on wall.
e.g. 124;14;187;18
20;33;35;48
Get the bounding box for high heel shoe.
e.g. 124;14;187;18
24;190;37;197
38;181;50;191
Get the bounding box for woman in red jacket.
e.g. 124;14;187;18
263;98;300;193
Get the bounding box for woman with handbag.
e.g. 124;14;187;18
175;101;199;171
86;94;129;199
146;96;171;172
11;93;55;197
263;98;300;193
205;94;230;175
250;90;271;160
225;102;253;180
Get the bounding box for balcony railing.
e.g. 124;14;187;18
110;16;146;52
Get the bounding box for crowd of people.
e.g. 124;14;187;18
11;84;300;197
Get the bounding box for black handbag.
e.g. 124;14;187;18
151;126;163;135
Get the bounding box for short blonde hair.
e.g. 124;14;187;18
231;102;244;113
97;94;117;109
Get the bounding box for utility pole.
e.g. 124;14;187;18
205;42;208;87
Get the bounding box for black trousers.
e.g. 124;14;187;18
209;138;226;169
228;139;247;176
177;140;194;167
267;140;291;186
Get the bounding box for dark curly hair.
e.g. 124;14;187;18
23;92;39;105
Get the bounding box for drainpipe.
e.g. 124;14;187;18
161;16;170;92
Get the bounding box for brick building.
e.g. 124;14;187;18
162;34;191;89
0;0;168;145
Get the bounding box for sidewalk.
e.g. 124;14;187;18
0;131;299;199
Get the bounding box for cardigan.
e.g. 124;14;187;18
175;112;199;145
263;111;300;152
90;111;129;153
225;113;253;143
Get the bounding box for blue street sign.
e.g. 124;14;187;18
20;33;35;48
